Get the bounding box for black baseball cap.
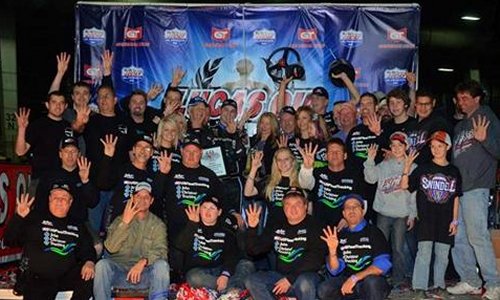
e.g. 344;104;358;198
200;196;222;209
59;137;79;150
182;137;202;149
311;86;329;99
49;180;73;196
134;134;154;147
283;186;307;199
280;106;296;116
221;99;237;110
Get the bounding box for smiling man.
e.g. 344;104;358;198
318;194;392;300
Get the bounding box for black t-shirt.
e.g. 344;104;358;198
149;146;181;173
246;215;327;283
125;115;158;150
158;163;223;243
323;111;339;137
83;114;130;166
177;221;238;274
380;116;417;151
346;123;383;169
310;167;365;227
408;112;453;165
248;176;292;227
337;223;390;276
249;136;278;179
25;116;72;178
408;162;462;244
287;137;327;167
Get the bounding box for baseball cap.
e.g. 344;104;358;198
50;180;73;196
280;106;296;116
134;134;154;147
283;186;306;199
134;181;152;194
428;131;452;146
59;137;79;150
343;193;365;209
188;96;209;107
182;137;202;149
200;196;222;209
311;86;329;99
221;99;237;110
373;91;387;103
390;131;409;146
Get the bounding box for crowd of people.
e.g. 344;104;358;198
7;50;500;300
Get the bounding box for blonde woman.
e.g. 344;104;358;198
244;147;299;226
150;115;184;172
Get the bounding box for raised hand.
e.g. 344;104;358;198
366;112;381;135
367;143;378;161
279;76;294;88
277;135;288;148
77;156;91;184
16;193;35;218
157;151;173;175
250;151;263;172
321;225;339;252
147;82;164;101
122;197;140;225
171;67;186;87
75;105;91;124
101;49;114;76
185;205;200;223
237;105;257;130
226;117;237;134
245;203;262;228
472;115;490;142
406;71;416;87
56;52;71;76
15;107;30;130
404;149;419;170
297;141;318;169
100;134;117;158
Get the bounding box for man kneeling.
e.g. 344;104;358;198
318;194;392;300
93;182;170;299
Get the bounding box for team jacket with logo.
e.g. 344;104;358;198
246;215;326;283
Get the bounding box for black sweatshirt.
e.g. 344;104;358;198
246;215;326;283
4;212;96;279
177;221;238;275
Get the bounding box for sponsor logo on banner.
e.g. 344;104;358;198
387;28;407;42
83;64;101;80
124;27;143;41
339;29;363;47
212;28;231;42
164;28;188;44
379;27;415;49
253;29;276;44
298;28;317;42
82;27;105;46
121;66;144;83
384;68;407;86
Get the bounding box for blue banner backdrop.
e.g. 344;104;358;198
75;2;420;122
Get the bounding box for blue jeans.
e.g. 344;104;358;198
451;188;500;289
88;190;113;235
377;214;407;284
186;259;255;290
244;270;321;300
317;274;390;300
412;241;450;290
93;259;170;300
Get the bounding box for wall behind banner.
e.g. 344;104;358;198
75;3;420;122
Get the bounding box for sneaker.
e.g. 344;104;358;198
428;288;449;299
446;282;482;295
483;286;500;300
413;289;428;300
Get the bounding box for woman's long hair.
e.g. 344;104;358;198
265;147;299;201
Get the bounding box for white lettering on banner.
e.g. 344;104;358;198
0;173;9;226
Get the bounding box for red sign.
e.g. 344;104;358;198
0;163;31;263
